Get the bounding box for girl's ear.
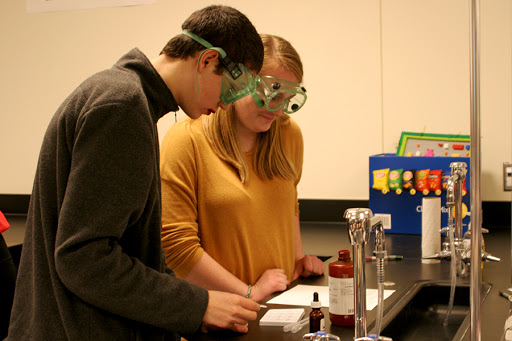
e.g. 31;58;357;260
198;49;220;72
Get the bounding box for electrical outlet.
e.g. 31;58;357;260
504;162;512;191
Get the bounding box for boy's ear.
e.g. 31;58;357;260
198;49;220;72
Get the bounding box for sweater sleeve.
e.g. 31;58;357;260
53;102;208;334
160;120;205;278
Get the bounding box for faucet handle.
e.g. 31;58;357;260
344;208;373;246
482;252;501;262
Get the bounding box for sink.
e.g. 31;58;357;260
370;280;492;341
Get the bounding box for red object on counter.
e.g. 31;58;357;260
0;210;10;234
452;144;464;150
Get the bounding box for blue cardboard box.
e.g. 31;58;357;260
369;154;471;234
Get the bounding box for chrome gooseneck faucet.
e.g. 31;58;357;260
447;162;469;276
447;162;467;245
344;208;390;340
344;208;372;339
423;162;500;273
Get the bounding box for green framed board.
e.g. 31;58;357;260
396;132;470;157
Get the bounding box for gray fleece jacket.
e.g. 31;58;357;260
7;48;208;340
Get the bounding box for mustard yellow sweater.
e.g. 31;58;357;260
160;116;302;284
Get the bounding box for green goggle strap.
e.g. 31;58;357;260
182;30;242;80
182;29;244;100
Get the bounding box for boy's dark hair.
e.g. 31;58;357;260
161;5;263;74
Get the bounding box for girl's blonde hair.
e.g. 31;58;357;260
202;34;304;183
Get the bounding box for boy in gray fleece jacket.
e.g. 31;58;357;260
7;5;263;340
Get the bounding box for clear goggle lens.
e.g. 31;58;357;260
252;75;307;114
220;63;257;105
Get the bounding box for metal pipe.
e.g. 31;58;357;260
469;0;482;339
353;243;367;338
454;176;464;241
449;162;468;277
344;208;372;339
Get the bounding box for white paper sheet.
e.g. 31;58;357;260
259;308;305;326
267;285;395;311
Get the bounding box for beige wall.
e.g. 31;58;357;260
1;0;510;202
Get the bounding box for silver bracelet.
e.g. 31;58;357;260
246;284;252;298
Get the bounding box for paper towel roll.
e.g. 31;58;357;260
422;197;441;264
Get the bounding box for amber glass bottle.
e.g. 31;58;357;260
328;249;354;326
309;292;325;333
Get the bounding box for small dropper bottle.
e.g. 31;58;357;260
309;292;325;333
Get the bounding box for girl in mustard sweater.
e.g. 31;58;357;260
160;34;324;303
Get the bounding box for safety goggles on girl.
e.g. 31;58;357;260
182;30;256;105
251;75;307;114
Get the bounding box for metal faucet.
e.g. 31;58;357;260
448;162;469;276
423;162;500;273
344;208;389;340
447;162;466;243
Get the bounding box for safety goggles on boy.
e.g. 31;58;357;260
251;75;307;114
182;30;256;105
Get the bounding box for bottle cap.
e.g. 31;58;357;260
311;292;321;308
338;249;351;260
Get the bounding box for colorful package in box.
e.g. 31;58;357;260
372;168;390;194
388;169;403;194
441;171;450;190
414;169;430;195
402;169;416;195
429;169;443;195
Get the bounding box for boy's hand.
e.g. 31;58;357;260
202;291;260;333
